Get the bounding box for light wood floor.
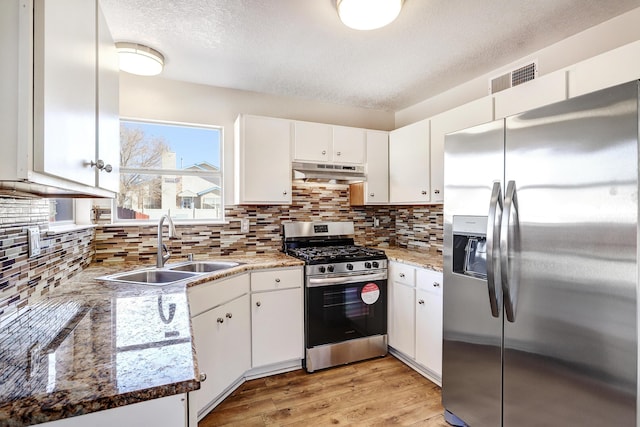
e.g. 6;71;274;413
199;355;449;426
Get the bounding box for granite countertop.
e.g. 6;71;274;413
0;253;303;426
381;246;443;272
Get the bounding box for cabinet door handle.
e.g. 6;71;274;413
217;317;224;324
226;312;232;319
434;189;440;194
418;299;425;305
369;193;375;197
283;191;288;195
199;372;207;382
433;282;441;288
399;273;405;278
256;301;261;307
421;190;427;195
336;151;341;156
322;150;327;155
275;278;281;283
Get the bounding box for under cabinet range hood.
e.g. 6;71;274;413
292;161;366;183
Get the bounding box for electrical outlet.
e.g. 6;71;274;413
241;218;250;233
28;227;41;257
373;217;380;228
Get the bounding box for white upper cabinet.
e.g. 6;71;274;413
389;119;430;204
431;97;493;203
363;130;389;204
294;121;366;165
494;70;566;119
0;0;119;197
568;40;640;98
234;114;292;205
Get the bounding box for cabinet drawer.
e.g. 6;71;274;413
390;262;415;286
251;267;302;292
188;273;250;317
417;268;443;295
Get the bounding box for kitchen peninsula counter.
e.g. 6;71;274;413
381;246;443;272
0;253;303;426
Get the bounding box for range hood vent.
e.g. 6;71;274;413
292;161;366;183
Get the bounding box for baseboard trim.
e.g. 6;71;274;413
388;347;442;387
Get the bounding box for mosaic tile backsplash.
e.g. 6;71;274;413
0;198;95;318
95;183;443;263
0;183;443;315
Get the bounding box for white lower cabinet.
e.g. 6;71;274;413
42;394;187;427
188;274;251;421
250;267;304;369
388;261;443;385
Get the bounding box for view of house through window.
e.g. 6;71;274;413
49;199;74;223
117;120;222;221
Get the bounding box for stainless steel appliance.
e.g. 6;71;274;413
443;81;638;426
283;221;388;372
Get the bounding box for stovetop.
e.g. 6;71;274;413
286;245;387;264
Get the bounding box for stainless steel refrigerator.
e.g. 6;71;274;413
442;80;638;426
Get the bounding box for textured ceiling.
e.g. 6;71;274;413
99;0;640;111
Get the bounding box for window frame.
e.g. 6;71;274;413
113;118;225;225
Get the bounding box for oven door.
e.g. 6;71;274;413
305;272;387;348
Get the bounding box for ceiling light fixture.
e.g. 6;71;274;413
115;42;164;76
337;0;404;31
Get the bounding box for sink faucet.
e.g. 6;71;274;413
157;214;180;268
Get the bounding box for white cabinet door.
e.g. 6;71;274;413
569;40;640;98
33;0;97;187
96;3;120;192
251;287;304;368
364;130;389;204
430;97;493;203
42;394;187;427
293;121;332;162
415;268;443;379
389;119;430;204
190;294;250;416
494;70;566;119
234;115;292;204
389;281;416;358
332;126;366;164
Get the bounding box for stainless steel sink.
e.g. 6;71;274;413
98;269;199;286
167;261;242;273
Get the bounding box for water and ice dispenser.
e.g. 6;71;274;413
452;215;488;280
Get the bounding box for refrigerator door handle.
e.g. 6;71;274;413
501;180;520;323
486;181;503;318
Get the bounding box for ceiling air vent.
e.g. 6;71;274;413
489;61;537;94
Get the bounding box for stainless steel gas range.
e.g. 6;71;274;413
282;221;388;372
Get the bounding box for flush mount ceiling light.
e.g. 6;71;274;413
337;0;404;31
115;42;164;76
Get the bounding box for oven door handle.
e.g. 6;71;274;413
307;272;387;287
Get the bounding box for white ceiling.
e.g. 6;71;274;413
99;0;640;112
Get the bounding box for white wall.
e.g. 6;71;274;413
118;74;394;206
395;6;640;127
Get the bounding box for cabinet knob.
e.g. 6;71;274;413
433;282;441;288
89;159;112;173
369;193;375;197
321;150;327;155
199;372;207;382
421;190;427;195
283;191;288;195
217;318;224;324
275;278;280;283
399;273;405;278
336;151;341;156
256;301;261;307
226;312;232;319
418;299;425;305
434;189;440;194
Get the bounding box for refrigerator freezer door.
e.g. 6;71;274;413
503;81;638;426
443;120;504;427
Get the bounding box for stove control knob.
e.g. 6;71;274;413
327;265;334;273
364;262;372;269
346;263;354;271
372;261;379;268
319;266;326;273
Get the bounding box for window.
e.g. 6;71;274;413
117;120;223;222
49;199;74;224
